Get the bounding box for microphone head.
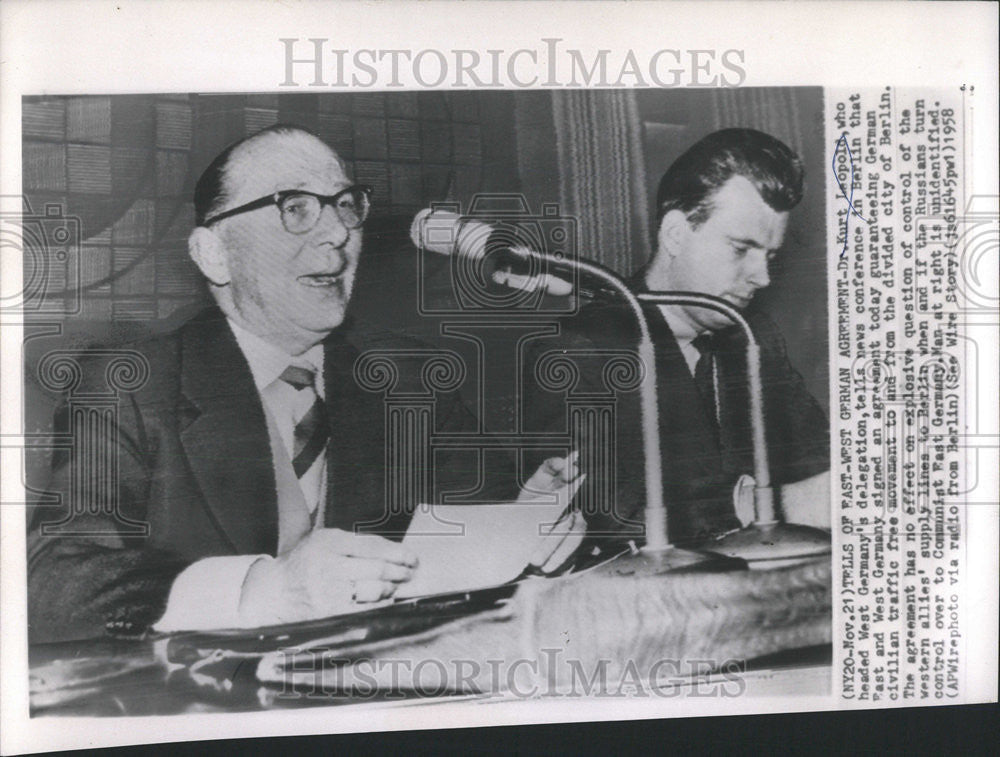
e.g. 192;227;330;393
408;208;437;251
490;270;575;297
409;208;493;259
410;208;578;299
491;246;574;297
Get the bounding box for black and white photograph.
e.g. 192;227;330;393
19;87;832;712
1;1;996;753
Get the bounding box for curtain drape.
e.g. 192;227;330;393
551;90;651;276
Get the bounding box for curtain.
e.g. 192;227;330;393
708;87;807;159
551;90;651;276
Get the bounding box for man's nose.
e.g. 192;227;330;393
312;203;351;249
744;250;771;289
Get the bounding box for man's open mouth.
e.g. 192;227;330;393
298;272;346;287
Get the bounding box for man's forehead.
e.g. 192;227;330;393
225;131;348;200
705;175;788;243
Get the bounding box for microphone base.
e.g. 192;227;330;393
711;521;832;570
593;545;747;577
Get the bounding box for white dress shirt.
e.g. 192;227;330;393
229;319;327;517
658;305;703;375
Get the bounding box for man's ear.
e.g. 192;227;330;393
655;209;691;260
188;226;231;286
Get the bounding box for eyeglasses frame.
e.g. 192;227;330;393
202;185;373;233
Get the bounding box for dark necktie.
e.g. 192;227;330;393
691;334;720;432
279;365;329;479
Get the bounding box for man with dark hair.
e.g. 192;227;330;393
653;127;804;226
526;128;829;546
28;125;570;642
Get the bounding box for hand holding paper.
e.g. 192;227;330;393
521;453;588;573
238;529;418;625
397;454;585;598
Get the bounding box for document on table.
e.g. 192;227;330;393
396;476;584;598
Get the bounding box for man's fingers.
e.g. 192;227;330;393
519;453;584;503
562;450;581;481
541;452;581;483
352;579;398;603
339;557;415;583
312;529;418;566
308;574;399;617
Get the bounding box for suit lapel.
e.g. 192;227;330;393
321;325;396;536
644;304;720;451
178;309;278;555
710;324;752;471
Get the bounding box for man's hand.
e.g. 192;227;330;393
238;529;418;626
521;453;588;574
518;452;582;503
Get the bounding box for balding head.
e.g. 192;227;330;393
188;126;364;354
194;125;346;227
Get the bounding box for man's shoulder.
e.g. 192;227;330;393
582;299;641;334
710;306;786;351
338;316;436;353
743;306;783;338
534;300;640;354
334;316;470;396
46;307;225;401
739;306;791;360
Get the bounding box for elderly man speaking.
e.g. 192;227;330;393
28;125;573;642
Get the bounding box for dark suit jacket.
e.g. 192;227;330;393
27;307;478;643
523;300;829;546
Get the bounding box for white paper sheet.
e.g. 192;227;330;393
397;476;583;598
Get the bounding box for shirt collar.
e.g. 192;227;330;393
226;318;325;394
656;305;708;375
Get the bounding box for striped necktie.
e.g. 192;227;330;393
279;364;329;478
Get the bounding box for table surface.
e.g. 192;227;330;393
29;638;831;717
29;558;833;716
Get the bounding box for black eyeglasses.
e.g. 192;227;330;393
202;185;372;234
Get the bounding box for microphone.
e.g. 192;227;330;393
638;290;831;566
409;208;493;259
410;209;611;300
410;208;573;296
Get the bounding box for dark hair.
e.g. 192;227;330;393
193;123;326;227
654;128;804;229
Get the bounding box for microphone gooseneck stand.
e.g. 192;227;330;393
412;208;739;574
412;209;827;573
637;292;831;568
536;257;744;574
